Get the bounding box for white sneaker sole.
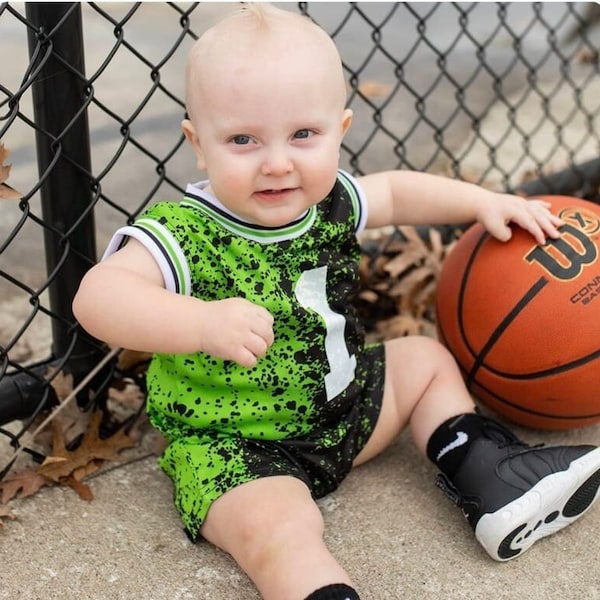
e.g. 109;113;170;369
475;447;600;561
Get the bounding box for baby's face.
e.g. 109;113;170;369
183;10;352;228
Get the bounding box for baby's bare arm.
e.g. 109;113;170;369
358;170;563;245
72;239;274;367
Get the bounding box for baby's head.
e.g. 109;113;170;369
182;4;353;227
185;4;348;128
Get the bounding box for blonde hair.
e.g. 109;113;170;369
233;3;310;27
236;2;269;23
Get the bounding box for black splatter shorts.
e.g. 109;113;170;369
152;343;386;541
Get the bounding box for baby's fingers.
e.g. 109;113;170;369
515;200;564;246
236;308;274;367
526;200;564;242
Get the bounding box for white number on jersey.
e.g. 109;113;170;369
295;266;357;401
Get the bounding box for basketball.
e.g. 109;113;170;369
435;195;600;430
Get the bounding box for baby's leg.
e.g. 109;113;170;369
355;335;600;562
200;475;354;600
354;335;475;465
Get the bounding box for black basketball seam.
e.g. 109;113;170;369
466;276;549;387
455;228;551;386
446;352;597;421
479;347;600;379
459;232;600;378
470;379;600;421
457;227;489;362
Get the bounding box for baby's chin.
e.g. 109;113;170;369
251;211;306;228
249;198;317;228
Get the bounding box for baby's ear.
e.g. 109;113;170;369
182;119;207;170
341;108;353;137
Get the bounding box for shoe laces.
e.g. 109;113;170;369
480;418;535;451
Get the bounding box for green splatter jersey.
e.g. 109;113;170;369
105;170;375;443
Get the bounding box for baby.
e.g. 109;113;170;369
73;5;600;600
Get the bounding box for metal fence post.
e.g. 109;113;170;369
25;2;99;362
0;3;112;423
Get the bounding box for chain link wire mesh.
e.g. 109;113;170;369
1;2;599;479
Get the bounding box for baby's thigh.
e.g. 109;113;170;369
354;335;455;464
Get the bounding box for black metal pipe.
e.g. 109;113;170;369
24;2;97;357
0;367;58;425
515;156;600;199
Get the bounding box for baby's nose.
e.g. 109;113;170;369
261;147;293;176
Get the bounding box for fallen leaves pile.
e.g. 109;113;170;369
357;225;458;341
0;142;23;200
0;350;164;527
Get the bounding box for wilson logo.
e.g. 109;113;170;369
525;208;600;282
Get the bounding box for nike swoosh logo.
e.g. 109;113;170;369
436;431;469;461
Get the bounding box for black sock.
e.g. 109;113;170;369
304;583;360;600
426;412;488;478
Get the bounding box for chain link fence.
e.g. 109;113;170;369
1;2;599;480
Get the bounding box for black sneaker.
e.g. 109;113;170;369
435;420;600;561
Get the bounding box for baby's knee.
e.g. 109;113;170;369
388;334;454;366
206;480;325;570
250;499;323;549
385;335;462;391
240;500;325;580
428;336;459;367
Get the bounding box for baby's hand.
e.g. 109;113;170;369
198;297;274;368
477;194;564;246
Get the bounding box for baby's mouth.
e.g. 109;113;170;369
255;187;296;198
261;188;292;194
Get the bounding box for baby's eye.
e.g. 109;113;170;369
293;129;313;140
231;134;252;145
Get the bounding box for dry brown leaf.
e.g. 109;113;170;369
108;380;145;410
383;246;427;277
25;386;92;455
358;80;394;98
411;280;438;315
60;475;94;502
72;459;102;482
0;469;52;504
428;227;446;260
376;314;422;338
46;368;74;403
576;47;599;64
399;225;430;247
37;409;138;483
0;143;23;200
117;348;152;373
388;265;434;298
0;503;17;527
40;456;68;467
358;289;379;304
0;356;156;507
357;224;458;343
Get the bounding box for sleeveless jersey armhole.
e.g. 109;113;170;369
337;169;368;235
101;218;192;296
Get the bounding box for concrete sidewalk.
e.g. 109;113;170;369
2;419;600;599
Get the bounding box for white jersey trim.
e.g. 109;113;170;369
102;222;191;296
